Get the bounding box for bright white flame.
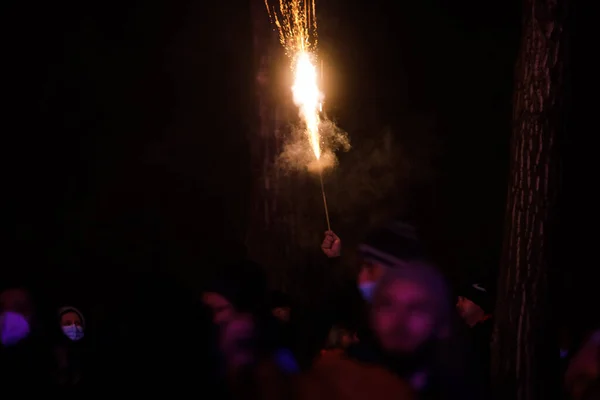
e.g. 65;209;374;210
292;51;322;160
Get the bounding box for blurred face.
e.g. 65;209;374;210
272;306;290;322
371;279;438;354
60;310;84;341
456;296;483;326
203;292;235;326
203;293;256;368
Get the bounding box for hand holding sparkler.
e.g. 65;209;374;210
321;230;341;258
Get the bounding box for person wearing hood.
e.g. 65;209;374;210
55;306;89;386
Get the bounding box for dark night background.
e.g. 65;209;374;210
2;0;596;330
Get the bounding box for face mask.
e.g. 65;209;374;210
0;311;31;346
62;324;84;341
358;281;377;302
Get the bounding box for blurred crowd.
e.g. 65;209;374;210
1;220;598;398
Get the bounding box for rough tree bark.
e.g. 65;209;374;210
491;0;569;399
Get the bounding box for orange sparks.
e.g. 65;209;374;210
265;0;322;160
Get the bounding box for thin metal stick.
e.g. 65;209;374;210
319;168;331;231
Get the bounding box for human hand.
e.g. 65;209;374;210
321;230;341;258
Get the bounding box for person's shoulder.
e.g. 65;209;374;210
301;356;415;400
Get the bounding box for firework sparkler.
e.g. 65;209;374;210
265;0;331;230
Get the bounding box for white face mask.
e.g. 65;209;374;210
62;324;84;341
0;311;31;346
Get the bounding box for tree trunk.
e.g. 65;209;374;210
491;0;568;399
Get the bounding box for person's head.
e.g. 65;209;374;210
202;260;270;371
203;291;236;326
456;283;492;327
0;287;34;346
273;306;290;322
202;259;267;327
370;262;452;355
358;220;425;302
58;306;85;341
269;291;291;323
